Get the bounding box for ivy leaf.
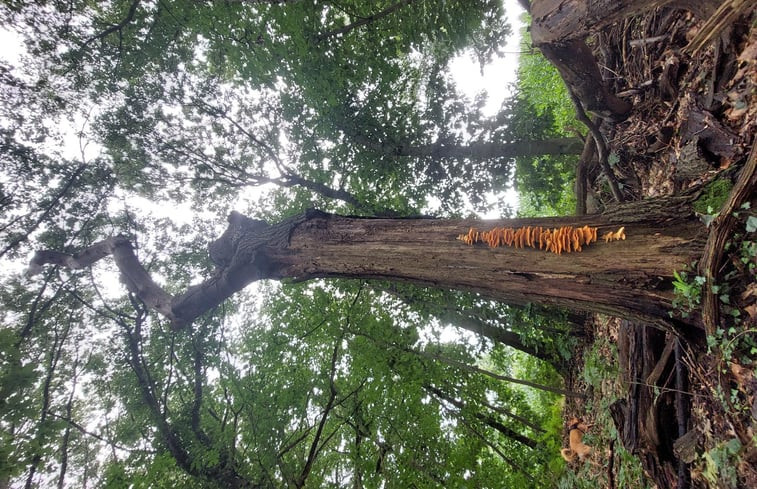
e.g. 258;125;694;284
746;215;757;233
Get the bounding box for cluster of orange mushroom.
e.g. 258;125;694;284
456;225;626;255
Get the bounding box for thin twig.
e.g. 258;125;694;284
80;0;142;50
46;411;155;454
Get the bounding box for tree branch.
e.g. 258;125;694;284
1;163;87;258
26;211;311;328
316;0;415;42
191;339;212;447
414;348;583;398
455;415;535;482
424;385;539;448
119;316;251;487
575;129;597;216
567;88;624;203
296;338;341;488
46;411;155;455
352;132;584;159
80;0;142;50
201;100;376;212
479;396;545;434
699;144;757;335
28;235;176;321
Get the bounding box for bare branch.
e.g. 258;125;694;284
28;236;176;322
26;208;320;328
567;87;625;203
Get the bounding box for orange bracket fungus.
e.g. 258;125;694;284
456;225;626;255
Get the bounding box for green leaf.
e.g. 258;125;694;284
699;213;717;227
746;215;757;233
725;437;742;453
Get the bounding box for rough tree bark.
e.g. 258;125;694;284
28;193;707;330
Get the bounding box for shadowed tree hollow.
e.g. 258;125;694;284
29;193;708;330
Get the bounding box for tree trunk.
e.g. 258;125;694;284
263;199;704;329
356;135;585;159
376;285;575;369
28;194;706;330
434;309;563;365
531;0;681;44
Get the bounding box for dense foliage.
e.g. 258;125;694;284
513;19;580;216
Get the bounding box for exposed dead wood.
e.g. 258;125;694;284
608;438;616;489
685;0;754;55
674;339;690;488
613;321;692;489
679;99;742;167
28;197;708;330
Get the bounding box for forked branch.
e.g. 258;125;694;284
27;236;176;321
27;211;311;328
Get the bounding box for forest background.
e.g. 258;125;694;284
1;1;755;488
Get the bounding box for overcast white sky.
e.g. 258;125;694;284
449;1;526;215
450;1;526;116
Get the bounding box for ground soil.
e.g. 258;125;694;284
561;6;756;489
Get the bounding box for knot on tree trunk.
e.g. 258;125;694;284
209;211;271;269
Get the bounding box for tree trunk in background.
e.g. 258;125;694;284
355;136;585;159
